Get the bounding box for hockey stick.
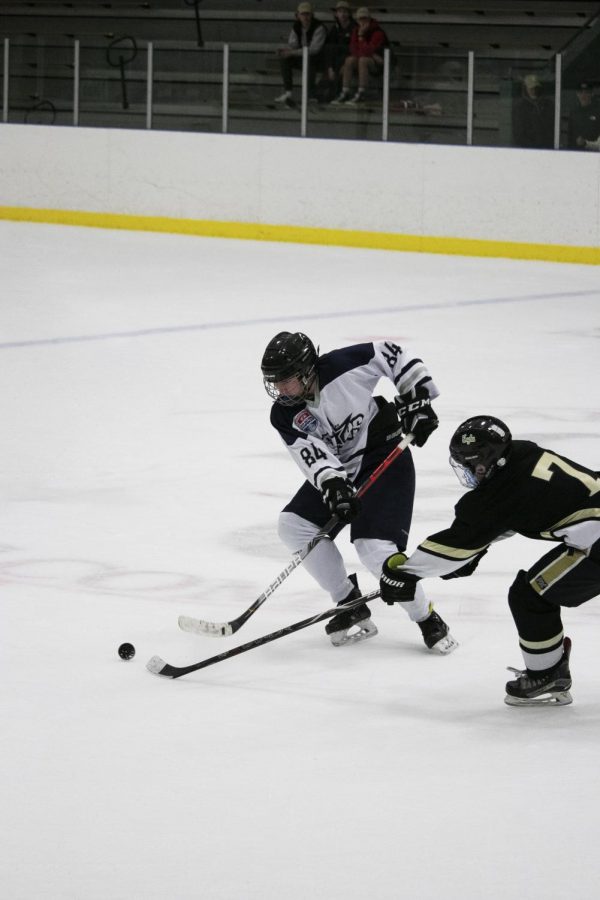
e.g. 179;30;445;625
178;432;414;637
148;589;380;679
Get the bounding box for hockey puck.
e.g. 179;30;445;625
118;642;136;660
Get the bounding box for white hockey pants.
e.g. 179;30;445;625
278;511;430;621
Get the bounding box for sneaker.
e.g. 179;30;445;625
330;90;351;105
325;574;378;646
417;608;458;655
505;637;572;706
346;89;366;105
274;90;292;104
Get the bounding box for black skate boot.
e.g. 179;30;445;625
505;636;572;706
417;607;458;655
325;574;378;647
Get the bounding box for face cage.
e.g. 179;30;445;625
263;368;315;406
449;455;480;489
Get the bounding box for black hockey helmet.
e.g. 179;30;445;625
261;331;318;405
449;415;512;488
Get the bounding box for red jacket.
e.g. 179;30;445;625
349;18;387;58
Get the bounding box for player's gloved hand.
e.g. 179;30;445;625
396;390;439;447
441;549;487;579
322;477;360;524
380;553;418;604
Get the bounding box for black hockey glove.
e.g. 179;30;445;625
322;477;360;524
380;553;419;605
396;390;439;448
441;549;488;580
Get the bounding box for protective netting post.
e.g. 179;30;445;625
3;38;9;123
554;53;562;150
466;51;474;145
301;45;308;137
382;47;390;141
73;39;80;126
222;43;229;134
146;41;154;129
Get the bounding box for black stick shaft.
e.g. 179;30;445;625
187;434;414;635
154;590;380;678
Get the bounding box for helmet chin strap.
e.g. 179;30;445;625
303;370;318;402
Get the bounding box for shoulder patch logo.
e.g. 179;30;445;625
462;433;476;445
293;409;318;434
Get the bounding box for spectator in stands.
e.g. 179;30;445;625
275;2;327;107
331;7;389;105
318;1;356;103
512;74;554;149
567;82;600;150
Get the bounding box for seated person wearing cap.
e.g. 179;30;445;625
319;2;356;103
275;2;327;107
331;6;389;105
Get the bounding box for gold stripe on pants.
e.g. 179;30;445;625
530;549;586;595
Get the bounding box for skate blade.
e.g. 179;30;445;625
504;690;573;707
430;633;459;655
330;620;378;647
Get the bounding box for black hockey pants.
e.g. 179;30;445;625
508;539;600;659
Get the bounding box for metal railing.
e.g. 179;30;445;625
0;35;571;150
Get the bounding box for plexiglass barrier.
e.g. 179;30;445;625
1;33;598;153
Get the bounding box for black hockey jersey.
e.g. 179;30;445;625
269;341;438;490
403;440;600;578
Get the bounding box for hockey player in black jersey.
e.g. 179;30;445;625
261;331;457;653
379;415;600;706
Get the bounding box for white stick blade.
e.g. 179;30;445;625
178;615;232;637
146;655;168;675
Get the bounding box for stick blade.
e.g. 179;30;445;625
178;615;233;637
146;655;178;678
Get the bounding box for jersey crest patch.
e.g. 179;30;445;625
293;409;318;434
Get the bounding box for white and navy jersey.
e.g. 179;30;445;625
402;440;600;579
269;341;439;490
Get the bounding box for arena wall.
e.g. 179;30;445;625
1;124;598;263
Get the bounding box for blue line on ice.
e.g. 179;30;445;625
0;289;597;350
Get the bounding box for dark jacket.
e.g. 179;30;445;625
289;17;327;56
513;95;554;149
326;17;355;50
567;97;600;148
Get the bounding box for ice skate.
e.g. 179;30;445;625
325;575;378;647
505;637;572;706
417;608;458;655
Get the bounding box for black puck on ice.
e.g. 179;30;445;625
118;642;136;660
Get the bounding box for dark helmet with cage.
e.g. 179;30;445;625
261;331;318;406
449;415;512;488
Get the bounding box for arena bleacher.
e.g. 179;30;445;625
2;1;599;144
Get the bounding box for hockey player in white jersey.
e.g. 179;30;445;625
261;331;457;652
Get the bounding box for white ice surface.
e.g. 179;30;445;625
1;221;600;900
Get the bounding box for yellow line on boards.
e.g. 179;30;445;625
0;205;598;265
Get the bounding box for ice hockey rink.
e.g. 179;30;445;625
1;219;599;900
